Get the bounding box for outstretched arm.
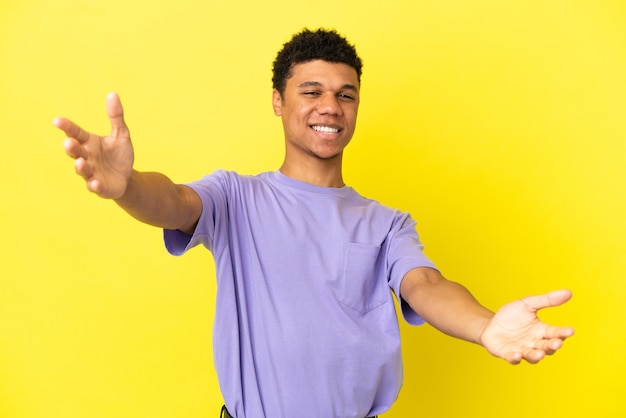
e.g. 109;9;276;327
400;267;574;364
54;92;202;234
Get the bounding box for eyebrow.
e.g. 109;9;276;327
297;81;359;92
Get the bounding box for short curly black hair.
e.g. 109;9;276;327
272;28;363;97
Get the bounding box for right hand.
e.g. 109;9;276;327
54;92;134;199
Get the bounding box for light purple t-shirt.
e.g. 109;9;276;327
164;170;437;418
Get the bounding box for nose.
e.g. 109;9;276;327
317;93;342;116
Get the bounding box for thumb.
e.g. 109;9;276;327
522;289;573;311
106;92;128;135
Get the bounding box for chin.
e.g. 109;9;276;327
311;150;344;160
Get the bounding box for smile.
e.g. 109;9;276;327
311;125;340;134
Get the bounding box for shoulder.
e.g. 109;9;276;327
348;188;409;219
192;170;271;188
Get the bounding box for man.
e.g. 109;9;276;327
54;29;574;418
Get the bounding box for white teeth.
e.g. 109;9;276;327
312;125;339;134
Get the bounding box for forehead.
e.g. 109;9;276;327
287;60;359;90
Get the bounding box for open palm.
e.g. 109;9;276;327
54;92;134;199
480;289;574;364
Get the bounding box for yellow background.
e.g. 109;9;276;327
1;0;625;417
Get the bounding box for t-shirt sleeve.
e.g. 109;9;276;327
386;212;438;325
163;171;229;256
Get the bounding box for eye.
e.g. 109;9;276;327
303;91;321;97
337;93;355;101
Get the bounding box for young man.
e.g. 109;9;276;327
54;29;574;418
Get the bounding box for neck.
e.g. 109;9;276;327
279;156;345;188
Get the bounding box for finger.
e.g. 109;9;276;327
544;325;575;340
503;351;523;365
87;178;103;194
106;92;128;135
522;289;573;311
523;349;546;364
63;137;88;160
53;117;91;144
535;337;564;354
74;161;102;195
75;157;93;179
543;339;564;356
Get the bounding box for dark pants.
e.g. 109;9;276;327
221;405;378;417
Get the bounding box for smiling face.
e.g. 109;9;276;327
273;60;360;165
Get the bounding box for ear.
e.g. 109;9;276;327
272;89;283;116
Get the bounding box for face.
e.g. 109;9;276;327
272;60;360;162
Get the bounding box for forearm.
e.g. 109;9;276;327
114;170;201;233
401;268;494;344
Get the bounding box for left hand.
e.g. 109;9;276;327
479;289;575;364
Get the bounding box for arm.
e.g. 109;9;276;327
400;267;494;344
400;267;574;364
113;170;201;234
54;92;201;234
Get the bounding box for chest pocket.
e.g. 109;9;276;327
340;243;389;314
